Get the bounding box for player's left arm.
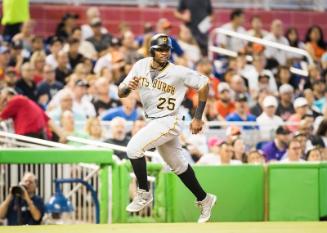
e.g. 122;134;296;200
190;82;209;134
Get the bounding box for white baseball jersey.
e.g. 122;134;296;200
122;57;208;118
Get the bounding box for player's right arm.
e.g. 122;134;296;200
118;77;140;98
118;61;140;98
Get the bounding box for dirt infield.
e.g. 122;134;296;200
0;222;326;233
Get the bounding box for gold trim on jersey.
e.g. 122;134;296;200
140;116;179;153
139;77;175;95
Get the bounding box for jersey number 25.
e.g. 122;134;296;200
157;97;176;111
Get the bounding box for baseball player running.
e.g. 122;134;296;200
118;33;216;223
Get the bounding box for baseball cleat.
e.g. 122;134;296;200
196;193;217;223
126;189;153;212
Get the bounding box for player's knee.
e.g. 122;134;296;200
126;142;144;159
171;162;188;175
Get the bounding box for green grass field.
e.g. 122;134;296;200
0;222;326;233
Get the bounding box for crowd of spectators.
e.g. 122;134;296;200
0;5;326;165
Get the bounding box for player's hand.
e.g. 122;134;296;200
128;77;140;90
190;119;204;134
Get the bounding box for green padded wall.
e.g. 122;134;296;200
269;164;320;221
320;163;327;218
163;165;265;222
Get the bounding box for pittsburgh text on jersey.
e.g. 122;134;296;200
139;77;175;95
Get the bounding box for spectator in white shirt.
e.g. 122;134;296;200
72;79;96;118
240;53;278;95
281;139;305;163
257;96;284;141
217;9;247;52
264;19;290;68
81;7;108;40
197;141;241;165
46;37;63;69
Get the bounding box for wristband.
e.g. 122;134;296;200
194;101;206;120
122;86;131;95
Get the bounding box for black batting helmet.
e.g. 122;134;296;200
150;33;172;56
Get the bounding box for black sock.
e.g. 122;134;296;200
130;157;149;191
178;165;207;201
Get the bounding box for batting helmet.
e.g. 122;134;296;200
150;34;172;56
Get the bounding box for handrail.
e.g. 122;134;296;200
0;131;72;148
212;28;314;64
209;28;314;76
67;136;157;158
209;46;309;77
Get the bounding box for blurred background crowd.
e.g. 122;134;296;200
0;0;326;166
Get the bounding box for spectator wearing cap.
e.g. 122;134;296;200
36;64;64;108
15;62;37;102
226;93;257;130
87;18;112;53
215;82;235;118
81;7;108;40
281;139;305;163
63;27;97;60
261;126;291;161
288;97;308;132
67;38;85;70
46;37;63;69
72;79;96;119
0;46;10;80
257;96;284;141
156;18;186;64
55;13;79;42
101;93;139;121
276;84;295;121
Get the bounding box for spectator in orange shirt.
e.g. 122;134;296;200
187;58;219;105
215;82;235;118
304;25;326;62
